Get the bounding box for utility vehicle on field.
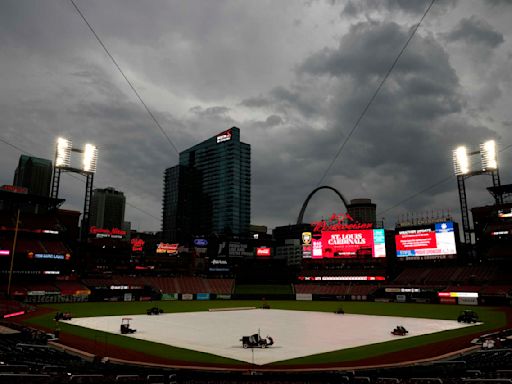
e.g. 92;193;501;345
240;333;274;348
391;325;408;336
458;310;479;323
120;318;136;334
147;306;164;315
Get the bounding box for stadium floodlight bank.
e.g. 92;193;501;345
55;138;98;174
452;146;469;176
452;139;498;176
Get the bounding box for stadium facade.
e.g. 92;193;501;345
162;127;251;243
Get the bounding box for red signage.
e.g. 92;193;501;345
3;311;26;318
395;222;457;258
316;229;386;258
311;212;373;232
89;226;127;238
298;275;385;281
256;247;271;257
131;238;145;252
156;243;178;254
216;128;232;143
396;232;437;252
0;185;28;194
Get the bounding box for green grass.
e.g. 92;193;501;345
24;301;507;367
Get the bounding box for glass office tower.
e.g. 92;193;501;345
89;187;126;229
13;155;53;197
162;127;251;242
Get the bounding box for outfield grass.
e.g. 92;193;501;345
24;301;507;367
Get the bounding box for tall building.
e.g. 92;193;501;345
89;187;126;229
162;165;205;242
347;198;377;226
13;155;53;197
162;127;251;242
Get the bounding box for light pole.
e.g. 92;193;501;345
7;208;20;298
452;140;501;245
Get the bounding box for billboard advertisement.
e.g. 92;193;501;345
498;208;512;219
309;229;386;258
395;221;457;259
131;238;144;252
156;243;179;254
256;247;271;257
216;128;232;144
89;226;127;239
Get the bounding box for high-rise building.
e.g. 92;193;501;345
13;155;53;197
162;127;251;242
162;165;205;242
89;187;126;229
347;198;377;226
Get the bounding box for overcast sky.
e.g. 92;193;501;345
1;0;511;233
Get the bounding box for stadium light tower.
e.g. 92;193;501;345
51;137;99;240
452;139;501;245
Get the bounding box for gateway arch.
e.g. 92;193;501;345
296;186;349;224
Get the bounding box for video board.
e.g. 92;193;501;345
395;221;457;260
306;229;386;259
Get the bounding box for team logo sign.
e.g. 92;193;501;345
302;232;312;245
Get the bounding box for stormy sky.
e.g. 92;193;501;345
1;0;511;233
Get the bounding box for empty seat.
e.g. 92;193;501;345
146;374;165;384
0;373;50;384
115;374;142;383
69;374;105;383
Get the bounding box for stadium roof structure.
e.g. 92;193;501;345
0;189;65;210
487;183;512;203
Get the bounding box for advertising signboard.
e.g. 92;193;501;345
395;221;457;259
309;229;386;258
256;247;271;257
156;243;179;254
209;258;230;272
216;128;232;144
131;238;144;252
90;226;127;239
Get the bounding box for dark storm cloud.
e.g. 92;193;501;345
242;18;499;225
485;0;512;6
446;16;505;47
239;96;273;108
341;0;457;17
300;21;458;85
189;106;231;118
0;1;510;232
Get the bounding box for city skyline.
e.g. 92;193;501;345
0;1;511;232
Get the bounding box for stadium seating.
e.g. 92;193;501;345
41;240;70;255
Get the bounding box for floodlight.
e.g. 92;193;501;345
453;146;469;176
55;137;72;168
480;140;497;171
82;143;98;173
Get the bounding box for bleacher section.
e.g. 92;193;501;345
294;284;378;296
53;281;90;295
383;265;512;300
0;323;178;384
393;265;512;286
81;276;235;295
0;340;511;384
41;240;69;255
